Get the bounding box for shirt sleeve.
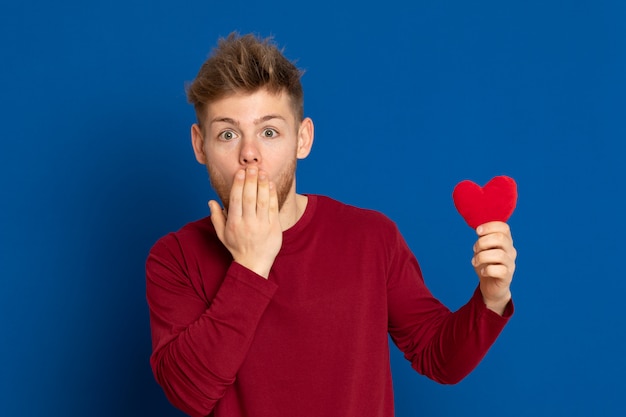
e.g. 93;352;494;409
386;226;513;384
146;235;278;417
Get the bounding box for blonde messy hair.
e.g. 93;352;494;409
186;32;305;127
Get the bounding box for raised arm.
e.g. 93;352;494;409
147;167;283;416
147;239;277;417
387;223;515;384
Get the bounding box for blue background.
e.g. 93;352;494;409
1;1;625;416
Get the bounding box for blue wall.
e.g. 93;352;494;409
1;1;624;416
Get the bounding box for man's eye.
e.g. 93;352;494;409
263;128;277;138
219;130;237;140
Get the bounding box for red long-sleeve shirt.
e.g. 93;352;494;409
146;195;512;416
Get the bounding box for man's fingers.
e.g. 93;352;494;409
268;180;279;220
228;169;245;219
225;166;279;224
473;223;515;263
474;232;513;252
256;170;270;219
477;264;514;281
476;221;510;237
473;248;511;266
242;167;259;218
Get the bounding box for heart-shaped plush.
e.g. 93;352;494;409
452;175;517;229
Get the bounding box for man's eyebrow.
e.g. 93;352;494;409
210;117;239;126
254;114;286;124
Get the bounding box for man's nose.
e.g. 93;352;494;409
239;139;260;165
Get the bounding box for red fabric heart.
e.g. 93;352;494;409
452;176;518;229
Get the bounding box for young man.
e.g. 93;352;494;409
146;33;516;417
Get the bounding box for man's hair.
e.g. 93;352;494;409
186;32;305;127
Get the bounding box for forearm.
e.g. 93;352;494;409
148;260;277;416
410;287;513;384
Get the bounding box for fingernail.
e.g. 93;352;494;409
248;167;257;175
236;170;245;179
476;226;483;234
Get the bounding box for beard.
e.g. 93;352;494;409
207;158;297;213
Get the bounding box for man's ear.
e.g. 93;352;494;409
296;117;314;159
191;123;207;165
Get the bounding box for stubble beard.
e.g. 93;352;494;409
207;158;297;214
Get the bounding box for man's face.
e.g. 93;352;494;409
192;88;312;211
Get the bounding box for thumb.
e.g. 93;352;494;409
208;200;226;240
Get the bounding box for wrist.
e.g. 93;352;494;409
482;291;512;316
233;258;274;280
